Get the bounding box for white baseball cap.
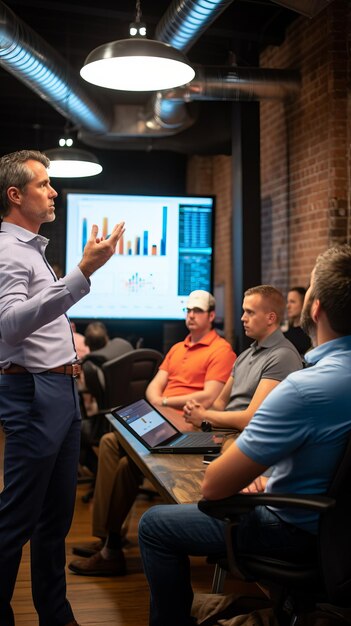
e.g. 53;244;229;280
186;290;215;311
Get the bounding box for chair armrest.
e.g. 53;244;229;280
199;493;335;581
198;492;335;521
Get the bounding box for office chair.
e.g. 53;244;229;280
198;434;351;626
101;348;163;408
81;348;163;501
79;338;134;418
81;347;163;441
83;337;134;367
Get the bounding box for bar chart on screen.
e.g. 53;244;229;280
65;192;214;320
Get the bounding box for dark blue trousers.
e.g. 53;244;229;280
0;372;81;626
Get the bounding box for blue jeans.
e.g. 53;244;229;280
138;503;317;626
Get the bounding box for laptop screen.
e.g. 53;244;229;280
116;399;179;447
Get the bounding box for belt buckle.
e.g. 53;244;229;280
72;363;81;378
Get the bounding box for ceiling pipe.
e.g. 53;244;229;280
148;0;236;131
155;0;235;52
0;1;111;134
0;0;301;147
144;0;299;132
165;66;301;102
79;65;300;142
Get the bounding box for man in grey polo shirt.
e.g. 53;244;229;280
184;285;303;431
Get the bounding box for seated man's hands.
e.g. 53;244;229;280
183;400;206;428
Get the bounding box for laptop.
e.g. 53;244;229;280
110;398;226;454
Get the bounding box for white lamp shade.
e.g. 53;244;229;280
45;148;103;178
80;38;195;91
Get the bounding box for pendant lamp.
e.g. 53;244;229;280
80;0;195;92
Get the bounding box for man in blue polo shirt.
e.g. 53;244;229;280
138;244;351;626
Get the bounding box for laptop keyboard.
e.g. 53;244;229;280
171;432;215;447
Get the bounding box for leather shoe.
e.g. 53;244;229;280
68;550;126;577
64;621;81;626
72;539;104;558
72;537;131;557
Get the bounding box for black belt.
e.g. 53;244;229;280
0;363;81;377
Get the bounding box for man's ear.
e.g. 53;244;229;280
7;186;22;207
267;311;277;326
311;299;321;322
209;310;216;324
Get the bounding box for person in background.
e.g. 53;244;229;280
70;321;90;361
138;244;351;626
84;321;109;352
183;285;303;433
284;286;312;355
0;149;124;626
69;290;236;577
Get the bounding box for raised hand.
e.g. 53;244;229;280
78;222;125;278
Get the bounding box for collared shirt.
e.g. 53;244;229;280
227;328;303;412
237;335;351;533
160;329;236;397
0;222;90;372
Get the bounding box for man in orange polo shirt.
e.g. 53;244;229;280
147;290;235;410
69;290;235;577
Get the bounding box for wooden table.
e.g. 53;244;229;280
105;407;207;504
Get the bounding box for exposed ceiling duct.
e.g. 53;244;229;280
0;0;301;150
0;1;111;135
80;65;300;143
155;0;234;52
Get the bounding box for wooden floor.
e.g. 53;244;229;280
0;427;260;626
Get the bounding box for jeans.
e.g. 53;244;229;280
138;503;318;626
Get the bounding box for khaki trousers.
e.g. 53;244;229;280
92;431;143;538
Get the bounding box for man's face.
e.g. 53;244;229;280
241;294;274;342
185;307;214;335
300;271;317;343
15;159;58;231
287;290;304;323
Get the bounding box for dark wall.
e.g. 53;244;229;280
41;148;187;352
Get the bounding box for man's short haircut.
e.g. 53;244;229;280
312;244;351;335
84;321;109;351
244;285;285;324
0;150;50;217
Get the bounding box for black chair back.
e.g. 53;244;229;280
83;337;134;367
102;348;164;409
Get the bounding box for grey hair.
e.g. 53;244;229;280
0;150;50;217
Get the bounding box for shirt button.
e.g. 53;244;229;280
80;289;86;294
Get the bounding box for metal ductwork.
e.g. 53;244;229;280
0;0;301;149
147;0;236;135
170;66;301;101
79;65;300;144
131;0;300;138
139;65;300;133
155;0;235;52
0;1;111;134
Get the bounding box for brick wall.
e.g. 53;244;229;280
261;0;350;288
187;0;351;345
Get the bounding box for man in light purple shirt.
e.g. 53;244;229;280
0;150;124;626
